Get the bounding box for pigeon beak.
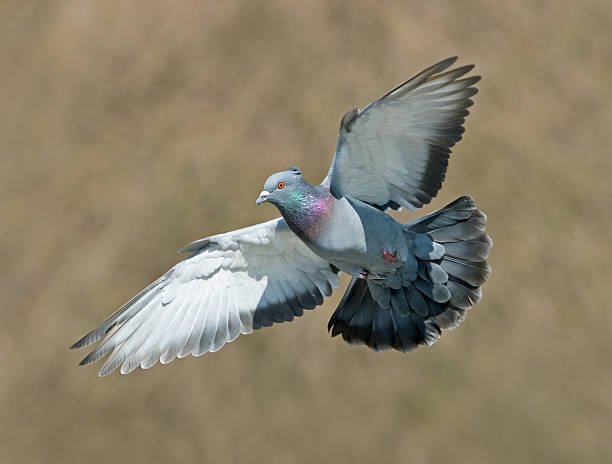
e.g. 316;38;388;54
256;190;270;205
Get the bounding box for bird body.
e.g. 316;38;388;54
305;194;406;278
72;57;492;375
280;183;402;277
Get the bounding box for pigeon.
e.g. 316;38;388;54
72;57;492;376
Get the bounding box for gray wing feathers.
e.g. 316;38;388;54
72;218;339;375
326;57;479;210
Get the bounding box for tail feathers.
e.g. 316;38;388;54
328;196;492;351
441;257;489;287
328;277;368;337
407;196;492;330
406;196;479;234
328;280;442;352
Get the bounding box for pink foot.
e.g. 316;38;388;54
382;249;397;263
359;269;370;279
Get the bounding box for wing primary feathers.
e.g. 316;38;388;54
374;57;458;104
325;58;480;210
70;277;163;349
72;218;339;374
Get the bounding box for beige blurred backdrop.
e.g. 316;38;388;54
2;1;611;463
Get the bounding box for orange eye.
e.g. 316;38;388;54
277;181;285;189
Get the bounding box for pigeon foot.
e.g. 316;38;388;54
382;249;397;263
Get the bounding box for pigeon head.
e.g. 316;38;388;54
256;167;304;206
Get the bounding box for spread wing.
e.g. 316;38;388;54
324;57;480;211
71;218;339;376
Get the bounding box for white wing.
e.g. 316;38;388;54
324;57;479;211
72;218;339;376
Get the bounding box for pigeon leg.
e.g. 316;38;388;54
359;269;370;279
382;249;397;263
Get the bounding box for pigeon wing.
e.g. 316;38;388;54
324;57;479;211
71;218;339;376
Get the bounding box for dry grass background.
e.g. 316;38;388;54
1;1;611;462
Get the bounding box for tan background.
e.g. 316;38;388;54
2;1;611;463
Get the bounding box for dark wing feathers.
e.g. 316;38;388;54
324;57;479;211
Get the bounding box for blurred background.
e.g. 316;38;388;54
2;1;611;463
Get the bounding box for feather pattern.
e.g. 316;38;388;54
328;196;491;350
72;218;339;375
324;57;480;210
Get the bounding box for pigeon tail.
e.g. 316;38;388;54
405;195;492;330
327;277;443;352
327;196;492;351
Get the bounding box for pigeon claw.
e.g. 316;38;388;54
382;249;397;263
359;269;370;279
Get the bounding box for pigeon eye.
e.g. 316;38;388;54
277;181;285;189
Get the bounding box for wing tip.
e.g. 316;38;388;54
70;332;97;350
439;56;459;68
98;369;113;377
457;62;475;73
78;355;93;366
70;339;85;350
70;321;119;350
98;359;122;377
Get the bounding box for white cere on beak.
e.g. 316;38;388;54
256;190;270;205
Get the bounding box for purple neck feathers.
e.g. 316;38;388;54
278;184;334;242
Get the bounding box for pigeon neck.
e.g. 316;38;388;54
278;183;333;242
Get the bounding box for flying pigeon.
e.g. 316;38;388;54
72;57;492;376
